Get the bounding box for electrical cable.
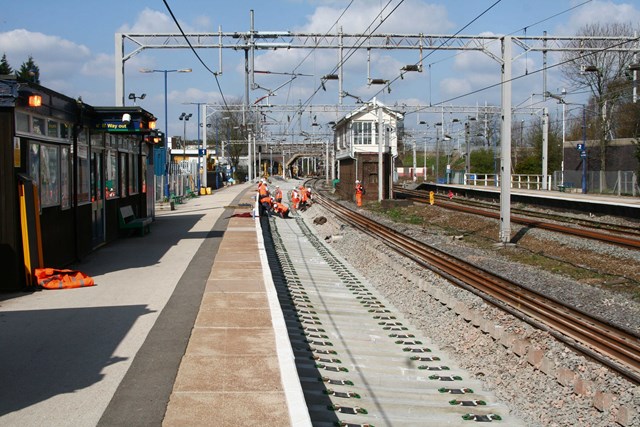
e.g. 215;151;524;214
290;0;404;133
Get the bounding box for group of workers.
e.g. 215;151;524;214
291;185;313;211
257;177;366;217
257;179;290;218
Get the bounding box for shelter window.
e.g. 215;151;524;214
60;146;71;209
77;129;90;204
128;153;139;195
106;150;118;199
47;120;59;138
16;112;29;133
32;116;45;135
27;141;66;209
39;144;60;207
119;153;127;197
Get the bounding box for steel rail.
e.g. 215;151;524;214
314;192;640;384
394;188;640;250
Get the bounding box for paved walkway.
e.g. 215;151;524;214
0;182;309;427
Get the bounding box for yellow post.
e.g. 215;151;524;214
429;191;435;205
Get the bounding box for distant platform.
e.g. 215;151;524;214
407;183;640;220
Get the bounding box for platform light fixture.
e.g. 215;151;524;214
369;78;388;85
128;92;146;105
28;95;42;107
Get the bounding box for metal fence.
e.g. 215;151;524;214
552;170;639;196
154;161;198;202
461;171;639;196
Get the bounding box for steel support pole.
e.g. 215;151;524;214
377;100;383;202
582;106;588;194
499;36;512;244
561;102;565;186
164;71;169;199
542;107;548;190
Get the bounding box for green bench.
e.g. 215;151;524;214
118;205;152;236
558;182;574;192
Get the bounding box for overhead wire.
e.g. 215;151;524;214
380;0;594;113
415;35;640;115
369;0;503;102
291;0;404;133
276;1;356;128
162;0;235;126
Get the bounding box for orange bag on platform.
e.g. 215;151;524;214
34;268;95;289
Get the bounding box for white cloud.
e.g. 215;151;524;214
0;29;98;95
0;29;91;68
557;1;640;35
440;77;472;99
117;9;172;33
297;0;454;34
80;53;113;78
121;8;211;33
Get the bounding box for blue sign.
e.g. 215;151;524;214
198;148;207;156
580;151;587;158
576;143;585;150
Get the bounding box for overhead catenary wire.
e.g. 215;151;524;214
290;0;405;133
369;0;504;103
414;35;640;115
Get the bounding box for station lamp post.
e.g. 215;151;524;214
434;122;442;182
140;68;192;198
179;112;193;159
546;90;568;187
421;123;430;181
464;117;477;179
183;102;209;194
128;92;146;105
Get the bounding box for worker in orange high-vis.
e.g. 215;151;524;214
258;178;269;197
305;187;313;205
355;180;364;207
259;193;273;216
299;185;309;210
272;200;290;218
291;188;301;210
274;185;283;203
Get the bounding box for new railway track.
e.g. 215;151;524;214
266;206;524;426
312;190;640;385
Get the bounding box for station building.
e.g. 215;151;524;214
0;77;159;290
332;98;404;202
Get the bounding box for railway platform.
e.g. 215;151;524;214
0;182;309;427
412;182;640;218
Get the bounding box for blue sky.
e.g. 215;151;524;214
2;0;640;139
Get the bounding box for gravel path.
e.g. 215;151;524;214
299;195;640;427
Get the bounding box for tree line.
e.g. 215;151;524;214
0;54;40;83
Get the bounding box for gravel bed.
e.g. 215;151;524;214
299;197;640;427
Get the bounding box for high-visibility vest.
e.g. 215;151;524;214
34;268;95;289
273;202;289;214
260;195;272;205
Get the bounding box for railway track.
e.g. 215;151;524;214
313;192;640;385
265;210;524;426
393;187;640;250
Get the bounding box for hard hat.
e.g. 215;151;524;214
355;180;360;183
